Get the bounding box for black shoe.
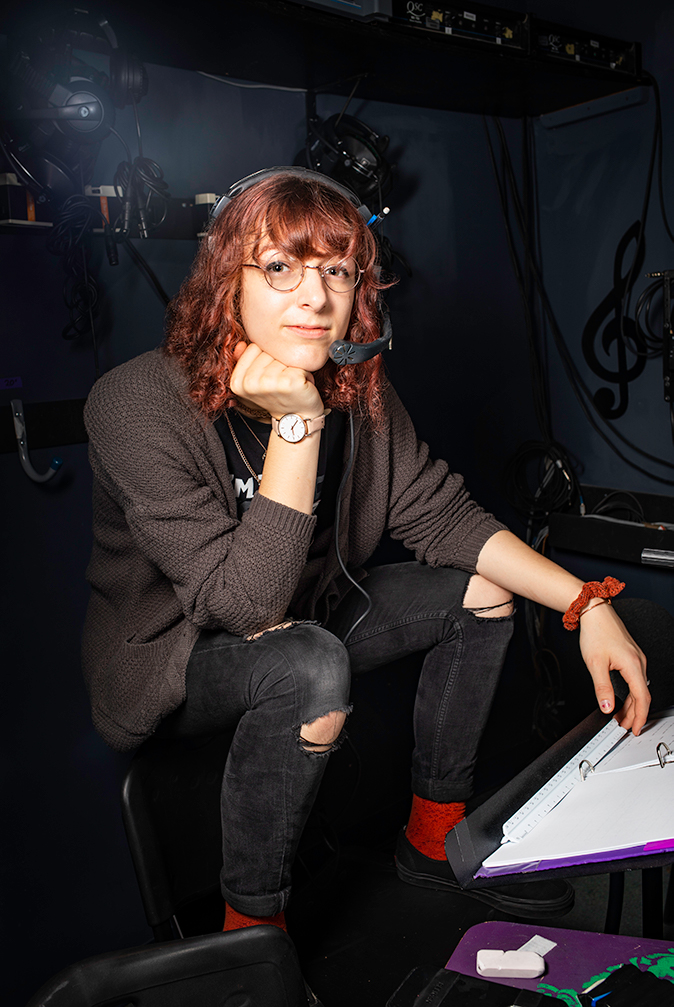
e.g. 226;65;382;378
395;829;574;919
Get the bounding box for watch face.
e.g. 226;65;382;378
278;413;307;443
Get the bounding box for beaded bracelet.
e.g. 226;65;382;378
563;576;625;631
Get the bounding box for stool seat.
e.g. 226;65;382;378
26;926;308;1007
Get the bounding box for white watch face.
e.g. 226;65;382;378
278;413;307;443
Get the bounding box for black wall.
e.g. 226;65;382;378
3;1;674;1002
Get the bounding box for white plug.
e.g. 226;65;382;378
476;949;545;979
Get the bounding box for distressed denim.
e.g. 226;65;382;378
159;562;514;915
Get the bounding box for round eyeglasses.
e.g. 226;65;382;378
243;254;362;293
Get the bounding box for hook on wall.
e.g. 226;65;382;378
11;399;63;483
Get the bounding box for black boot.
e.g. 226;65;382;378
395;830;574;919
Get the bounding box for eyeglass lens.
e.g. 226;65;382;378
257;253;360;292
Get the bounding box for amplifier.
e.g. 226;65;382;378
532;19;640;77
280;0;640;80
391;0;528;52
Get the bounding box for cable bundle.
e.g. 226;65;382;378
113;155;170;238
46;194;105;374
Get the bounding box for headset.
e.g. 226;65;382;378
0;11;148;203
209;166;392;366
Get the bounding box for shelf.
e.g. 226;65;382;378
2;0;645;118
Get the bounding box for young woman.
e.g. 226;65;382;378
82;167;649;932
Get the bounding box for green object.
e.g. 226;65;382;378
536;949;674;1006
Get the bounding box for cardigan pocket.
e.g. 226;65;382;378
92;626;195;751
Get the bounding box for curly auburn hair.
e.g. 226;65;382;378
163;171;393;423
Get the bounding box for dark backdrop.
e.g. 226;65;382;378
2;1;673;1002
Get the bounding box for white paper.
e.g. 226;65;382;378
483;763;674;870
594;709;674;774
517;936;558;956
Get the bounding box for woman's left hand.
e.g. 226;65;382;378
578;600;650;735
476;530;651;735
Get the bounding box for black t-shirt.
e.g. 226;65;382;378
214;410;346;535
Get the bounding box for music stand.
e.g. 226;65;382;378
445;710;674;936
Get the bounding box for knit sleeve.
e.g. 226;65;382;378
85;357;317;638
383;384;507;572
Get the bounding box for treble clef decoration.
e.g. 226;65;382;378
581;220;647;419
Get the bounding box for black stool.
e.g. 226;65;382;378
26;927;308;1007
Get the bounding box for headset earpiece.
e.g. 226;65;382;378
109;50;149;109
51;77;116;144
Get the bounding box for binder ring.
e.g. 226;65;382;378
579;759;595;781
656;742;672;769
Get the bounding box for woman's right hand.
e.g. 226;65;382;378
230;342;324;420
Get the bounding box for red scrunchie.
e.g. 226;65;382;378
563;576;625;631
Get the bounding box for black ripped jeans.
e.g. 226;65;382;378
159;562;514;916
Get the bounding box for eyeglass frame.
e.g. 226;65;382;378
242;255;363;293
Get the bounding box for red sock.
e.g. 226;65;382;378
405;794;466;861
223;903;287;932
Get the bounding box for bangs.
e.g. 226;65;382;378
253;187;362;263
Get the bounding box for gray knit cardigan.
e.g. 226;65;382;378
82;349;506;751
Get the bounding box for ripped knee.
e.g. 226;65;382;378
297;708;349;756
463;574;514;618
245;620;306;641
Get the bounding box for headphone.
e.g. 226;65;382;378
209;166;392;366
1;11;148;203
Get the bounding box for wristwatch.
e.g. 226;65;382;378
271;412;327;443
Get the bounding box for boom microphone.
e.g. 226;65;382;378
328;310;392;366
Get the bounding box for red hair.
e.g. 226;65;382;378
164;172;393;423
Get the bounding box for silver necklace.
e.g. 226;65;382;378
224;411;263;485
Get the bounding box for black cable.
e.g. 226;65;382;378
111;108;170;239
79;243;100;378
107;112;171;306
0;127;47;198
333;75;363;130
113;155;170;237
121;238;171;306
483;118;579;534
131;94;143;159
46;193;105;376
635;280;667;355
334;412;372;645
503;442;577;524
485;114;674;484
109;125;133;167
483;118;553;445
589;490;645;522
649;73;674;246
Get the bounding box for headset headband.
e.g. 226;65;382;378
209;165;373;225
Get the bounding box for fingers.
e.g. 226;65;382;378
589;667;616;717
615;672;650;737
579;604;650;735
230;343;323;417
590;668;650;736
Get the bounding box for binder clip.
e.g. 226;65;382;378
656;742;672;769
579;759;595;781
